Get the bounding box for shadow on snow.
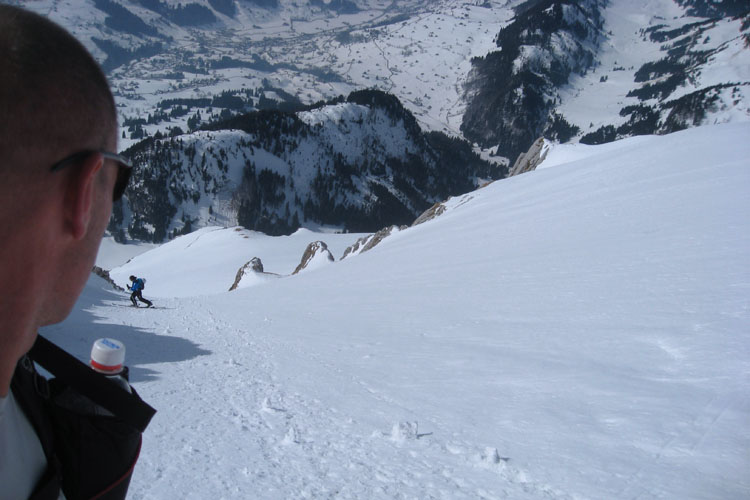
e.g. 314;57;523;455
39;274;211;384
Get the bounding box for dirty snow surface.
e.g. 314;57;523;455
42;123;750;499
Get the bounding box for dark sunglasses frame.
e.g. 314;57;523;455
50;150;133;201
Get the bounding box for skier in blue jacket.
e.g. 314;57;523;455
128;275;153;308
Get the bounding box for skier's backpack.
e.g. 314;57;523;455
11;335;156;500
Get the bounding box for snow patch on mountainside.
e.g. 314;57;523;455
558;0;750;134
557;0;684;129
297;102;416;162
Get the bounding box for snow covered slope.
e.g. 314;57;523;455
108;226;367;296
42;123;750;498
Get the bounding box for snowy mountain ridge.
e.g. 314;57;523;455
111;89;501;242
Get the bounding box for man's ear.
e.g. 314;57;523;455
64;152;103;240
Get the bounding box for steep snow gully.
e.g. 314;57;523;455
41;123;750;499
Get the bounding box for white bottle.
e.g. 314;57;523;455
90;338;132;393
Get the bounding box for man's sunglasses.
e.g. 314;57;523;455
50;150;133;201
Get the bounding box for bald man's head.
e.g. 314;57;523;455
0;5;117;173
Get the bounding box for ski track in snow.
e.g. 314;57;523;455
107;297;563;500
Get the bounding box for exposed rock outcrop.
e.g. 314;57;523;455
92;266;125;291
293;241;335;275
229;257;267;291
340;225;407;259
412;202;447;227
340;234;372;260
509;137;549;177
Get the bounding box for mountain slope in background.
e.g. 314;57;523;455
14;0;515;147
462;0;750;159
111;89;502;242
10;0;748;241
462;0;607;161
14;0;748;160
44;123;750;498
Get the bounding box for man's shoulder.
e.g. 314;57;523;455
6;361;53;499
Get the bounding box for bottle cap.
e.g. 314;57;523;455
90;338;126;374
